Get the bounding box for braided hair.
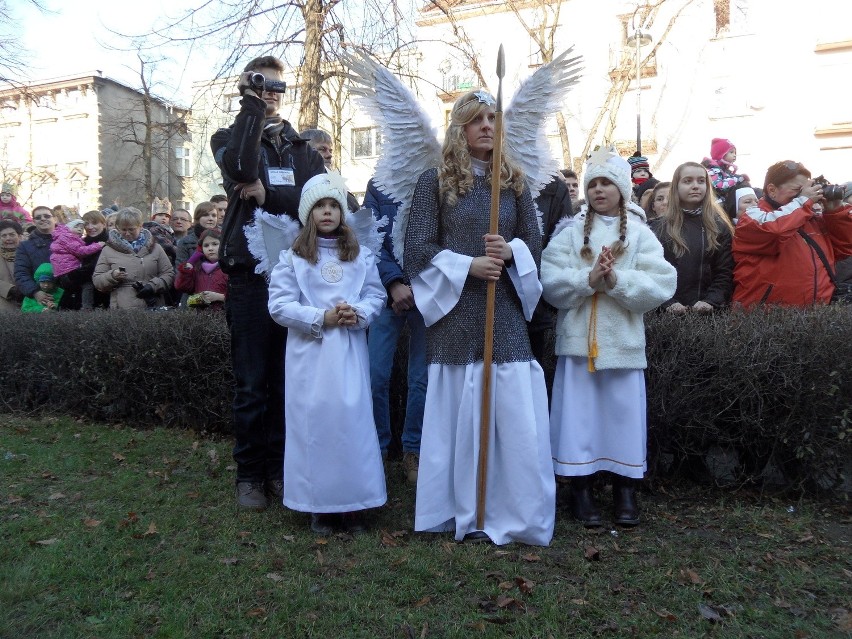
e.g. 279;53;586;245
580;202;628;261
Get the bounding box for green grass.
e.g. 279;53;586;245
1;416;850;638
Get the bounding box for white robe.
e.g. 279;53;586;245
267;239;387;512
550;356;647;478
411;243;555;546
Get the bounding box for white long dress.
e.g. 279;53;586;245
267;238;387;512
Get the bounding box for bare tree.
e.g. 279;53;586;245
0;0;49;85
99;55;190;208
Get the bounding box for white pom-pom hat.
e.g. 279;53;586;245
298;171;349;226
583;146;633;206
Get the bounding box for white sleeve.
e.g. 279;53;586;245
410;249;472;327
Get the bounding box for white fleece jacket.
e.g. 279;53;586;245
541;205;676;370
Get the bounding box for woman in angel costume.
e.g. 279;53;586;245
264;172;388;535
346;49;581;545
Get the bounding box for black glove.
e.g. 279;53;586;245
134;283;157;300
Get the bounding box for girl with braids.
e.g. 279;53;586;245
541;148;675;527
404;90;555;546
651;162;734;313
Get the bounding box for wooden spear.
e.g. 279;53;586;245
476;44;505;531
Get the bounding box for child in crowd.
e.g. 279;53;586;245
22;263;64;312
174;228;227;311
0;184;32;224
627;152;659;205
541;148;676;528
722;186;758;225
50;219;106;310
644;181;671;221
267;173;387;535
652;162;735;313
701;138;749;200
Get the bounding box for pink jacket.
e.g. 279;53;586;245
49;224;104;277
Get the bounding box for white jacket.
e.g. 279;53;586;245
541;205;676;370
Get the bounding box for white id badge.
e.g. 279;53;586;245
268;168;295;186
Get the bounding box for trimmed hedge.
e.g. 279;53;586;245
0;306;849;492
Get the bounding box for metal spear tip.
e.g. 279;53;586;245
495;44;505;110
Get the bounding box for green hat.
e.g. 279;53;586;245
34;262;55;282
1;182;15;195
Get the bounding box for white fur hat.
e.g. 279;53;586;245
583;146;633;206
298;171;349;226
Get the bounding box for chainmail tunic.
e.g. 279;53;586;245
404;168;541;365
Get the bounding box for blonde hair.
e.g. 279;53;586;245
438;90;525;207
292;204;360;265
662;162;734;258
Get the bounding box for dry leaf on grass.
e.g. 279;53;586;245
514;577;535;595
584;546;601;561
246;607;266;618
32;538;59;546
521;553;541;562
412;595;432;608
654;608;677;621
266;572;284;582
82;518;102;528
112;453;125;462
221;557;239;565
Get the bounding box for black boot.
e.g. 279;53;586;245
569;475;602;527
612;476;640;526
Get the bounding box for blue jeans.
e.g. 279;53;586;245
368;304;427;454
226;271;287;483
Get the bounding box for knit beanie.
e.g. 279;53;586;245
627;153;650;176
710;138;735;162
298;172;349;226
734;187;756;213
34;262;54;282
583;147;633;205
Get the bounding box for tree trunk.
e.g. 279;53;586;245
555;111;571;170
299;0;325;132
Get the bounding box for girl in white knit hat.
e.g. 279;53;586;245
541;148;676;528
266;171;388;535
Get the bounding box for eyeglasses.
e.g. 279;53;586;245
782;161;804;172
33;214;53;221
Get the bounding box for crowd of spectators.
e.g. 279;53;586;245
0;182;231;313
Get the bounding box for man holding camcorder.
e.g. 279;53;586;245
211;55;325;511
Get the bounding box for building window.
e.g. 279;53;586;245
176;200;191;211
175;147;192;177
352;127;381;158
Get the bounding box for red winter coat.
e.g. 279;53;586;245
732;197;852;307
175;260;228;310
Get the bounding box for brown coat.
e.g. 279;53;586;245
93;229;174;310
0;252;20;313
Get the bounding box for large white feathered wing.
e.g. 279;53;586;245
344;50;442;268
504;48;583;201
346;207;388;266
244;209;301;277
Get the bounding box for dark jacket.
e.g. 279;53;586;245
651;214;734;309
363;178;404;292
211;94;325;274
529;177;573;332
14;231;52;298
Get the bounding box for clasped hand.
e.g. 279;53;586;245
324;301;357;327
470;234;513;282
588;246;617;289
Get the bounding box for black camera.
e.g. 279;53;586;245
131;281;144;292
248;72;287;94
813;175;845;201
